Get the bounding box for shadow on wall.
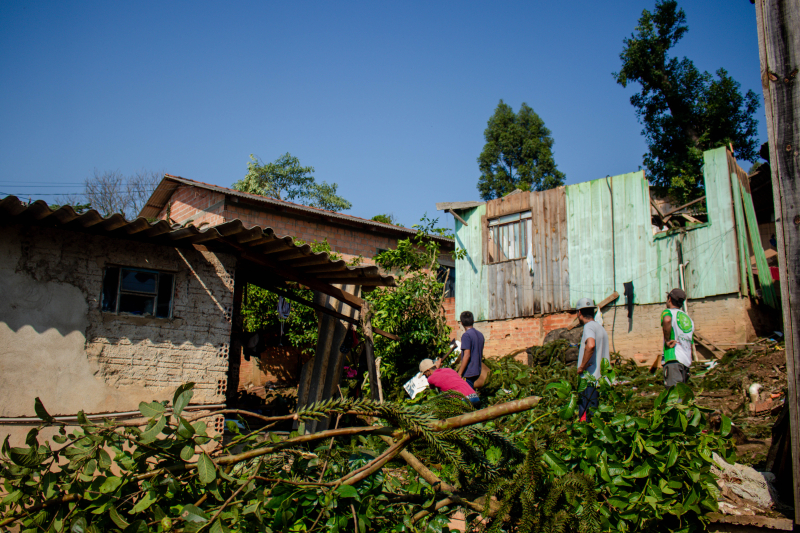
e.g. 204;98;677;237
0;224;235;416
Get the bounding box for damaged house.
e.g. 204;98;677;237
439;146;779;362
0;196;395;445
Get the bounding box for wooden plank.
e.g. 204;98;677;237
661;195;706;219
740;181;779;307
730;171;754;297
567;291;620;330
694;331;725;359
756;0;800;522
251;280;399;341
436;201;484;211
447;209;468;226
558;187;570;311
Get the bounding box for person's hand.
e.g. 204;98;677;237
665;340;677;348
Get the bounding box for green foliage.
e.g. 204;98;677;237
233;153;352;212
49;201;92;214
0;387;469;533
614;0;760;204
366;216;464;395
477;100;566;200
371;213;402;226
240;239;359;356
482;434;600;533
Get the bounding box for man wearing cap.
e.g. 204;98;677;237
419;358;481;407
575;298;610;422
661;288;694;387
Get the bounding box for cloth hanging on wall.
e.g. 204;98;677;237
623;282;634;319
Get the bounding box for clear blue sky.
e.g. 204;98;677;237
0;1;766;228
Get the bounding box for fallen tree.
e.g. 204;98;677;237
0;384;597;533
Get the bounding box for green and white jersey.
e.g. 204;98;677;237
661;308;694;367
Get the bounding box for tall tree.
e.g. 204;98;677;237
477;100;566;200
614;0;760;203
233;153;352;212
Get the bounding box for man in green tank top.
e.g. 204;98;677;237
661;288;694;387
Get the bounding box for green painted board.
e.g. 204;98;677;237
566;146;740;307
739;182;778;308
731;172;757;296
453;204;488;321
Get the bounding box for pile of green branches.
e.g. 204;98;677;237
1;383;592;533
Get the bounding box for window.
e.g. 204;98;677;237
487;211;531;263
437;265;455;298
101;267;175;318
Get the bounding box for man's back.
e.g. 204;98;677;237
461;328;484;378
578;321;610;380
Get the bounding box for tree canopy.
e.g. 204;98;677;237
233;153;352;212
614;0;760;203
477;100;566;200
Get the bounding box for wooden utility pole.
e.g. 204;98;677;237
754;0;800;524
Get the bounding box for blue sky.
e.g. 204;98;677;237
0;1;766;228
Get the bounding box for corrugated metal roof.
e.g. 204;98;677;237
0;196;396;288
141;175;454;246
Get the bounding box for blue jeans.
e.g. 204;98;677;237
464;375;478;390
578;385;599;422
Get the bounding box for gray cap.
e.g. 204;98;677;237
575;297;596;311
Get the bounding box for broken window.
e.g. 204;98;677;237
101;266;175;318
487;211;531;263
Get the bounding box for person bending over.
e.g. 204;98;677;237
419;358;480;407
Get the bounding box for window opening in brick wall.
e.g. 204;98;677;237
437;266;455;298
101;266;175;318
487;211;531;263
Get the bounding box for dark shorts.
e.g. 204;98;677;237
578;385;599;422
664;362;690;387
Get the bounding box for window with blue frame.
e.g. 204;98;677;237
101;266;175;318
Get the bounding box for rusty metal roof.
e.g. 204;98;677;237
141;175;454;247
0;196;396;288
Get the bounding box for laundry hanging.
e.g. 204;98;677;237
277;296;291;346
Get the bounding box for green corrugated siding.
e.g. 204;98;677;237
566;146;739;307
453;204;488;321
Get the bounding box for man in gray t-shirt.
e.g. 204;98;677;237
575;298;610;422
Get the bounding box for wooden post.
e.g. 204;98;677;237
360;301;383;402
755;0;800;523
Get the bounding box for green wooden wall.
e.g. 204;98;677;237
566;146;739;307
452;146;741;318
453;204;488;321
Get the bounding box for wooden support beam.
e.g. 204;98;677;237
240;251;366;311
756;0;800;523
435;201;484;211
567;291;619;330
661;195;707;218
248;278;399;342
693;331;725;360
447;209;468;227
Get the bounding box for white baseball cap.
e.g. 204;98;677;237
419;359;435;372
575;297;596;311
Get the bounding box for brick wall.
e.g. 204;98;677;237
157;184;226;228
459;293;754;366
0;224;236;421
443;297;458;338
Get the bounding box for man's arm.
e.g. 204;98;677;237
662;315;677;348
577;338;595;374
458;349;471;377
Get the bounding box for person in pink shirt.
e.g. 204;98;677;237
419;358;480;407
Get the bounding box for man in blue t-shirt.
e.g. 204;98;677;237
458;310;485;390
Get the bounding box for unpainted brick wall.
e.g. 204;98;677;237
464;293;754;365
157;185;226;228
7;225;235;409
